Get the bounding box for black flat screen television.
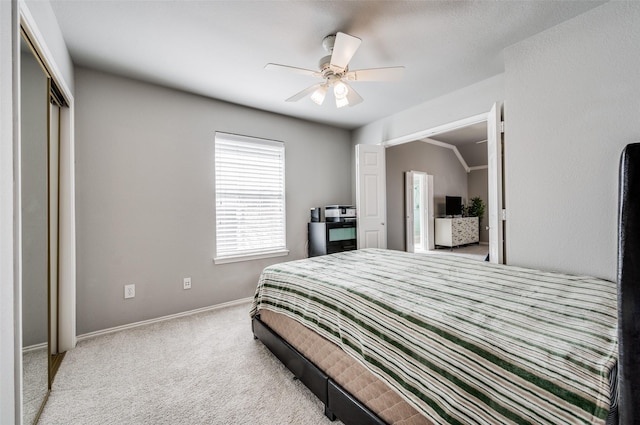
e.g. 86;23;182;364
445;196;463;216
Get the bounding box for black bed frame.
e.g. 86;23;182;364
252;315;386;425
617;142;640;425
252;142;640;425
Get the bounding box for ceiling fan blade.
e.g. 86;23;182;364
265;63;322;78
345;66;405;82
344;82;363;107
330;32;361;72
285;83;323;102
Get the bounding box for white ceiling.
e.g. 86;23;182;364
49;0;605;131
429;121;488;167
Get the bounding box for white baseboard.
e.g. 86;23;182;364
22;342;47;354
77;297;254;342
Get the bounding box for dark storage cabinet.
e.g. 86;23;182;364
308;221;357;257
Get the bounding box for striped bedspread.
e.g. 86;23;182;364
250;248;618;425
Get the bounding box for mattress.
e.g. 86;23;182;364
260;309;429;424
251;248;618;425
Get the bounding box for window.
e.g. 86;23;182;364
214;132;287;263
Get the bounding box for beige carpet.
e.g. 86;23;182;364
39;302;340;425
427;243;489;261
23;347;48;424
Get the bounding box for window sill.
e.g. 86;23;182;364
213;249;289;265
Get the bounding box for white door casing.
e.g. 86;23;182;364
487;102;504;264
356;144;387;249
426;173;434;251
405;171;415;253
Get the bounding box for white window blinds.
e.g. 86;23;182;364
214;132;288;263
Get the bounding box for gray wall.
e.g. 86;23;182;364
74;68;352;334
503;1;640;280
23;0;74;93
351;73;504;205
467;168;489;243
385;141;468;251
352;74;505;147
354;2;640;282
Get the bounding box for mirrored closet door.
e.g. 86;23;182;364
20;28;68;425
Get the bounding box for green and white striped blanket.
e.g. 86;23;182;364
250;249;618;425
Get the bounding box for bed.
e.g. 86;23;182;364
250;143;640;425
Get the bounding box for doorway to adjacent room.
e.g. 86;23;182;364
356;102;504;263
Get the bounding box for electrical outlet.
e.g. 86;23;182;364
183;277;191;290
124;284;135;299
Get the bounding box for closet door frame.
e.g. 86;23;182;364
17;5;76;423
19;3;76;355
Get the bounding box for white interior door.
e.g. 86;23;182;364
487;102;504;263
356;144;387;249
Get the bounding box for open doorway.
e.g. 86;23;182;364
356;103;504;263
405;171;434;253
424;121;489;246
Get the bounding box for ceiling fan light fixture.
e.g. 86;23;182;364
310;85;328;105
333;81;349;99
266;32;404;109
335;96;349;108
334;81;350;108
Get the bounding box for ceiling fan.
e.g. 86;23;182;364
265;32;404;108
